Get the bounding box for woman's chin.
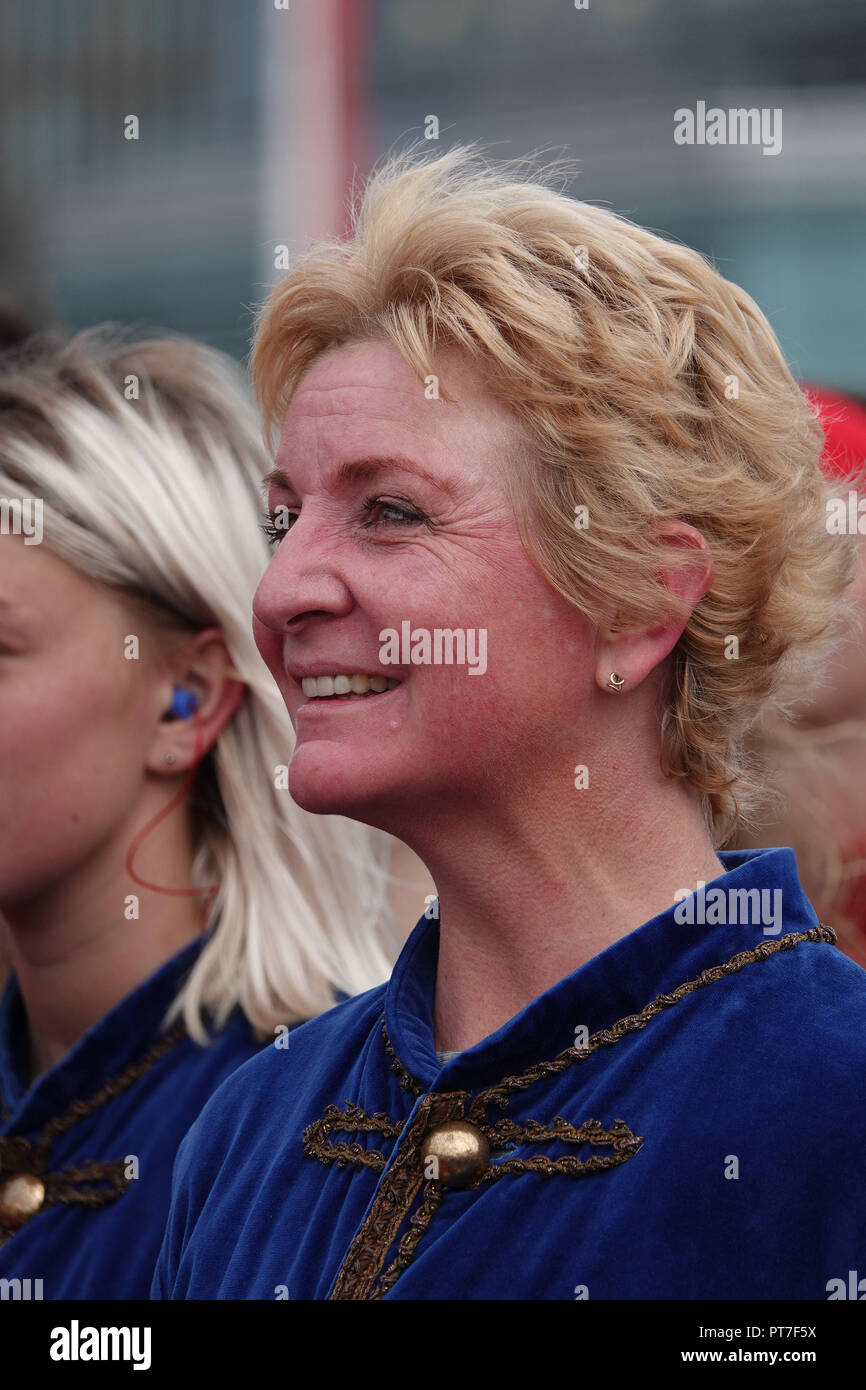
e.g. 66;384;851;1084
287;751;396;821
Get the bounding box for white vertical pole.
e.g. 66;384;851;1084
259;0;366;292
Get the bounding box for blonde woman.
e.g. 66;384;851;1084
0;328;398;1298
155;147;866;1301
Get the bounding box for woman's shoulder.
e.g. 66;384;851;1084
679;927;866;1110
757;927;866;1035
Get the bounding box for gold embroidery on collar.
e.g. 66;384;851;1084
0;1022;187;1242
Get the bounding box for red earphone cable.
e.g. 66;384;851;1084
124;709;219;910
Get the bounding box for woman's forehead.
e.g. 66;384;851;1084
280;339;523;470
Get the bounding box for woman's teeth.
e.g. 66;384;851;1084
301;674;400;699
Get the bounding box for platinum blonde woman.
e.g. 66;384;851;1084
155;146;866;1301
0;327;398;1299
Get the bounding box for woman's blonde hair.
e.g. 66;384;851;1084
252;142;855;843
0;326;397;1041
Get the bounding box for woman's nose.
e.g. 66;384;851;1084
253;524;352;632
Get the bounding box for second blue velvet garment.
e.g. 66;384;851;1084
153;849;866;1300
0;938;267;1299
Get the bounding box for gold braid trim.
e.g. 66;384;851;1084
0;1021;187;1243
381;1016;423;1097
374;1181;445;1300
303;1102;406;1173
467;924;836;1120
327;1091;469;1300
308;923;837;1299
478;1117;641;1182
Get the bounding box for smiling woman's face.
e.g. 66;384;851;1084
252;338;597;832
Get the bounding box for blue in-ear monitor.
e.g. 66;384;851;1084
169;686;199;719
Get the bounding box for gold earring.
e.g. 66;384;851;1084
607;672;625;692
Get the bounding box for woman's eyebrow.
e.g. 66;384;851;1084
262;466;294;493
263;455;458;499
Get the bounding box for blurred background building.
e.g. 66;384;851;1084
0;0;863;387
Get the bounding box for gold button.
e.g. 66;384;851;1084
0;1174;46;1228
421;1120;489;1188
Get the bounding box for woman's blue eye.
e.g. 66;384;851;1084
361;497;429;528
261;497;429;546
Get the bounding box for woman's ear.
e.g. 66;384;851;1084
594;522;713;695
147;629;245;775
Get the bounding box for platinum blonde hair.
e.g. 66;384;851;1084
0;326;397;1041
252;143;856;843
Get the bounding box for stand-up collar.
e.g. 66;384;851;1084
385;847;820;1093
0;936;205;1133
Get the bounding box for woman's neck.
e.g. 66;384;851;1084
2;810;203;1084
416;779;724;1056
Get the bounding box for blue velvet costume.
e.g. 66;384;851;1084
153;849;866;1301
0;938;264;1299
